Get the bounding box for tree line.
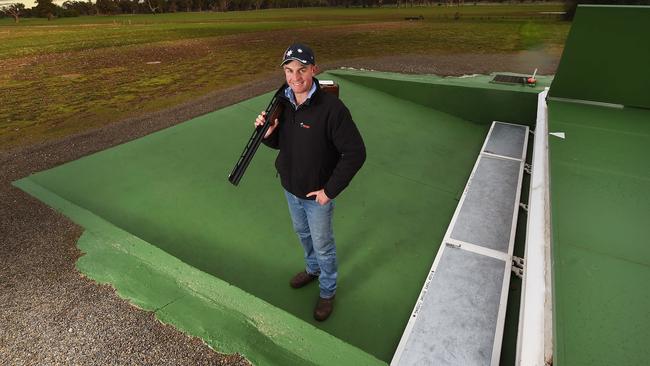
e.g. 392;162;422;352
2;0;565;22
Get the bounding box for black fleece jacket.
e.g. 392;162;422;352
262;80;366;199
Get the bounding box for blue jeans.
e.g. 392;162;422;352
284;190;337;299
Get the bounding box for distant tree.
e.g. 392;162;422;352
116;0;138;13
237;0;252;10
192;0;204;10
177;0;191;11
96;0;119;13
267;0;286;7
1;3;25;22
34;0;57;18
62;0;96;15
144;0;161;13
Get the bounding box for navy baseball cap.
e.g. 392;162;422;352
281;43;316;66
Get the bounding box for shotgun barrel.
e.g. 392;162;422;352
228;86;285;186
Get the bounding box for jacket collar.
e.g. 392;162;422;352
280;77;321;109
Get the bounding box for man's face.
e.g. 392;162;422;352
283;60;317;95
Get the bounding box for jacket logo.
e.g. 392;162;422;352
300;122;311;129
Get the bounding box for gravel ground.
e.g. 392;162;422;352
0;52;559;365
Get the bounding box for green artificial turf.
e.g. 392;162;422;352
15;177;380;365
548;100;650;366
14;70;544;364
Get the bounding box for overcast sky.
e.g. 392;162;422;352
1;0;65;10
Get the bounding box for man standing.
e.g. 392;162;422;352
255;43;366;321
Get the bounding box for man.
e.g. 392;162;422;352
254;43;366;321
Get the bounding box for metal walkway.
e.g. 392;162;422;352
392;121;529;366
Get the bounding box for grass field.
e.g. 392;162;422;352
0;5;569;151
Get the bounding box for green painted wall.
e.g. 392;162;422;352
549;5;650;108
330;70;547;127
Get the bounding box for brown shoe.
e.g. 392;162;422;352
289;271;318;289
314;295;335;321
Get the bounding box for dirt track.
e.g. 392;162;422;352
0;52;559;365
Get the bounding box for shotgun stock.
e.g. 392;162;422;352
228;85;284;186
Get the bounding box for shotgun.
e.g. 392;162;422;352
228;85;285;186
228;81;339;186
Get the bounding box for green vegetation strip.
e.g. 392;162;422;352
548;100;650;366
0;6;569;151
329;70;551;126
13;70;548;364
0;6;567;59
